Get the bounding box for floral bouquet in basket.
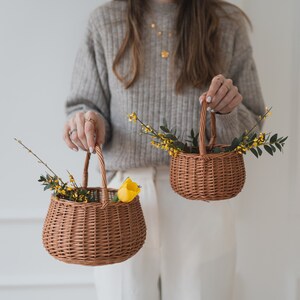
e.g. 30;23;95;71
15;140;146;266
128;102;288;201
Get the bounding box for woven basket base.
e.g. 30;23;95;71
42;191;147;266
170;151;246;201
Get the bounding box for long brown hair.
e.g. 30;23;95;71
112;0;250;94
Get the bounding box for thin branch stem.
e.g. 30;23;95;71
66;170;79;188
14;138;65;185
136;117;160;136
246;107;272;137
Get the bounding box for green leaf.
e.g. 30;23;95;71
229;137;240;150
193;134;199;147
112;194;119;202
38;175;46;182
191;129;195;138
173;141;185;150
165;133;177;140
89;194;96;202
270;144;276;152
257;147;263;156
44;184;52;191
275;143;282;151
278;136;288;143
160;126;170;133
250;148;259;158
211;147;222;153
270;134;278;144
264;145;273;156
248;132;257;141
223;146;232;152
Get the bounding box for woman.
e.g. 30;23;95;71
63;0;265;299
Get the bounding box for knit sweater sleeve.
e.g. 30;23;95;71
207;18;266;145
64;11;112;145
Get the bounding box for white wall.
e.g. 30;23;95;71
231;0;299;299
0;1;101;299
0;0;299;299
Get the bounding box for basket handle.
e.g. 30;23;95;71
199;100;217;155
82;144;109;204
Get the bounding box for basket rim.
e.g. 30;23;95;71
173;145;242;159
50;193;140;207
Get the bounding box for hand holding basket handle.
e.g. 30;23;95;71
63;111;106;153
42;144;147;266
170;99;246;201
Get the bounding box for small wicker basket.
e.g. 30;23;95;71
170;100;246;201
42;145;147;266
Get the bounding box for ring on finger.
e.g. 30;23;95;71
69;128;78;136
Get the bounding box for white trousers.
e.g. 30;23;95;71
94;165;237;300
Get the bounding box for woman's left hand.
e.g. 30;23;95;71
199;74;243;114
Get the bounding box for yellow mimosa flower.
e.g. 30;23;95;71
128;112;137;123
69;174;75;183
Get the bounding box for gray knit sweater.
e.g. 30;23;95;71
65;0;265;182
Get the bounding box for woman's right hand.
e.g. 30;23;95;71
63;111;106;153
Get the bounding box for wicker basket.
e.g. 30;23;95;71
170;100;246;201
42;145;147;266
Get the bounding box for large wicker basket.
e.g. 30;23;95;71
170;100;246;201
42;145;147;266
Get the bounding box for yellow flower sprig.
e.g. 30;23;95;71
128;106;288;158
15;138;95;203
128;113;183;157
235;133;266;154
229;107;287;157
15;138;142;203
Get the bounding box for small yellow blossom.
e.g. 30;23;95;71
60;189;66;196
69;174;75;183
258;133;265;142
142;125;152;133
128;112;137;123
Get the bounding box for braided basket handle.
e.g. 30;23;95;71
199;100;217;155
82;144;109;204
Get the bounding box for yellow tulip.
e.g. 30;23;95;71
117;177;141;203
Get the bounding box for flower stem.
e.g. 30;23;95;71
136;117;160;137
66;170;79;188
14;138;65;185
246;107;272;137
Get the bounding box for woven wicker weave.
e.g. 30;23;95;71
170;100;246;201
42;145;147;266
